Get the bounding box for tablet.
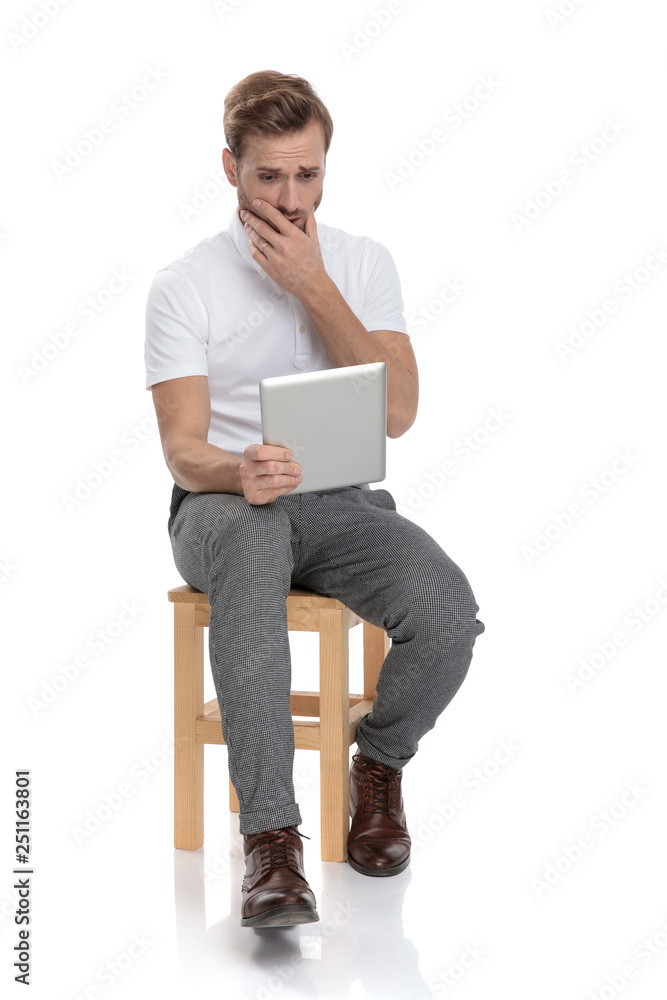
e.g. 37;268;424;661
259;362;386;494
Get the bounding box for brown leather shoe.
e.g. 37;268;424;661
240;825;319;927
348;752;411;876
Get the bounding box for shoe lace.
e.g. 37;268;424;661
356;757;400;815
256;827;310;874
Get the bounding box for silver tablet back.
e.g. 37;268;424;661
259;362;386;494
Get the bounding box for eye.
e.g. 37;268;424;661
258;173;316;182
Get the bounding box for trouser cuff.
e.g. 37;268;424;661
355;718;414;771
238;802;303;836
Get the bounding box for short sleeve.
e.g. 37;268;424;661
360;241;409;336
144;267;209;390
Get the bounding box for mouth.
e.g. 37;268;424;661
287;217;301;225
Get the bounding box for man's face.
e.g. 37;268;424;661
222;119;326;232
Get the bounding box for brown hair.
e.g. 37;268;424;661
223;70;333;162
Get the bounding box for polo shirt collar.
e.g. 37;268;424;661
228;206;268;277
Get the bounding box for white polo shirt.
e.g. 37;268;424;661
144;208;409;490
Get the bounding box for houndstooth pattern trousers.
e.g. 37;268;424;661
167;483;485;835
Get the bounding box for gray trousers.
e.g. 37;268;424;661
167;483;485;835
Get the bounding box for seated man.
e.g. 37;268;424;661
144;69;485;929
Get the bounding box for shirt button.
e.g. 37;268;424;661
299;325;306;333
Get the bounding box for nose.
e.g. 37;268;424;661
277;177;299;216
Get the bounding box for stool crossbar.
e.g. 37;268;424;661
169;584;391;862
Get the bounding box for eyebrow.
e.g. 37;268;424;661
253;166;322;173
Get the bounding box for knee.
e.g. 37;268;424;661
419;560;485;642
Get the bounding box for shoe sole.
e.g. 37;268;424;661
241;904;320;928
346;853;410;877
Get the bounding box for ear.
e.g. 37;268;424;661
221;148;237;186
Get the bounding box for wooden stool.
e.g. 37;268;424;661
169;584;391;862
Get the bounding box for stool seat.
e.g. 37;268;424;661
169;583;390;862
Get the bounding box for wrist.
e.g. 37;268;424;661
231;455;244;496
297;271;336;311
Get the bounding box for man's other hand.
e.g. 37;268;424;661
240;443;302;505
241;200;327;298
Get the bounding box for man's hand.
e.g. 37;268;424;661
241;200;329;298
240;443;302;505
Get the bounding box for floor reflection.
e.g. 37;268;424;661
173;811;433;999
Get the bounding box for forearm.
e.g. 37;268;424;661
300;276;417;437
167;437;243;495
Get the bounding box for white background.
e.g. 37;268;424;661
2;1;667;998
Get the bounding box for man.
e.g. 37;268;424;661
144;70;485;929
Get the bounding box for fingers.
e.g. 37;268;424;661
246;475;300;505
242;201;287;236
241;443;302;504
245;443;293;463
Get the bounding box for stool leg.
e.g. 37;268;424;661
319;608;350;862
229;777;240;812
174;602;204;850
